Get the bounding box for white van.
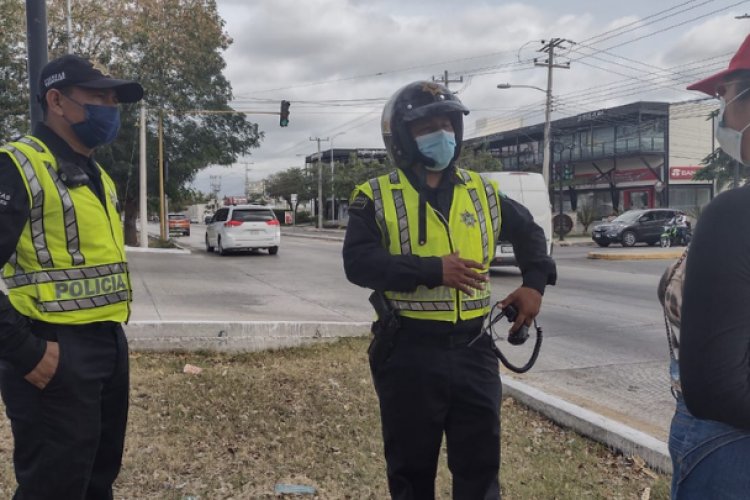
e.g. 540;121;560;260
480;171;553;266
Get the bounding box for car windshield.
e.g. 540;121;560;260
168;214;187;220
612;211;644;223
231;209;275;222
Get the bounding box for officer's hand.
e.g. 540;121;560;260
24;341;59;390
441;252;488;296
499;287;542;333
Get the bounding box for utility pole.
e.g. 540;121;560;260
209;175;222;210
239;162;254;199
432;69;463;89
158;112;166;239
66;0;73;52
535;38;571;190
310;136;329;228
139;104;147;247
25;0;48;128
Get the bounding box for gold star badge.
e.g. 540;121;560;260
461;210;477;227
421;82;443;96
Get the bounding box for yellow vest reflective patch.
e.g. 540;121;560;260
53;274;128;300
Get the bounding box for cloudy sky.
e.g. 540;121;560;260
194;0;750;196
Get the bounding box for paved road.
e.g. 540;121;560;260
132;225;676;441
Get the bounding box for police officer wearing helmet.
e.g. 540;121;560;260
343;81;556;498
0;54;143;499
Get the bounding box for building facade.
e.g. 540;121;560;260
465;100;715;223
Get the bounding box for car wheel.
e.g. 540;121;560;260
596;241;610;248
185;230;190;237
205;234;214;252
269;246;279;255
218;237;227;256
621;231;637;247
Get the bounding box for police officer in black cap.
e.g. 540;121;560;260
0;54;143;499
343;81;556;499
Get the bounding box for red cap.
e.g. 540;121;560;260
688;34;750;95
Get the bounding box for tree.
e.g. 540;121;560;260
693;148;747;190
0;0;28;139
576;202;597;233
2;0;262;245
265;168;313;215
457;145;503;172
332;153;392;200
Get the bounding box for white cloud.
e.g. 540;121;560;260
192;0;746;196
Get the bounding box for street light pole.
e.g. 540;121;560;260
328;132;346;223
310;136;329;228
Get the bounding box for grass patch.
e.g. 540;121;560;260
148;236;179;248
0;337;670;498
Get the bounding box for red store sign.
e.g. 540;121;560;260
670;166;701;180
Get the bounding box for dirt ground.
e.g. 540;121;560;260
0;337;670;499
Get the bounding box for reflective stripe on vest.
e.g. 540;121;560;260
17;138;85;266
359;169;500;321
3;144;51;268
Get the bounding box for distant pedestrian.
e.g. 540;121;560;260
661;34;750;499
0;54;143;499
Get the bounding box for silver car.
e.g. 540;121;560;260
205;205;281;255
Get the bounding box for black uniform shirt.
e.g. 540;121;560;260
0;124;107;374
343;167;557;328
680;185;750;429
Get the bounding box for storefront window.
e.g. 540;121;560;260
592;126;615;156
669;185;712;214
578;190;617;220
640;118;666;152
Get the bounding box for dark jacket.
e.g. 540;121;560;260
343;167;556;331
680;185;750;429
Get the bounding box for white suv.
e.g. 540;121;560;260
205;205;281;255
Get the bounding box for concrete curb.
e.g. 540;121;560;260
282;232;344;242
124;320;370;351
504;378;671;474
588;249;684;260
125;246;191;255
123;320;671;474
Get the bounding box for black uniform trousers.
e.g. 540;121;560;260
0;321;129;500
371;318;502;500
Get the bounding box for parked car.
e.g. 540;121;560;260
205;205;280;255
167;213;190;237
591;208;685;247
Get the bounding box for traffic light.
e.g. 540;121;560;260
280;100;290;127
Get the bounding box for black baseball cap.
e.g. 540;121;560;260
39;54;144;103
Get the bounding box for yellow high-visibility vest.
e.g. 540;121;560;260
0;136;131;324
354;168;502;322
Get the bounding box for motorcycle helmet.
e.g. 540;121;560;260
382;81;470;170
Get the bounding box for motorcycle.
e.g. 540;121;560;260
660;222;692;247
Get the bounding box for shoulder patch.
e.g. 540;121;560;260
349;193;369;211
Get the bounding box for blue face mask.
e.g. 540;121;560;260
415;130;456;171
65;97;121;149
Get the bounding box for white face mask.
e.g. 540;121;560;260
716;87;750;164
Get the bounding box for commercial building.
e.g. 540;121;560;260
465;100;715;221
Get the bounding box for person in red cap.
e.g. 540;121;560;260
662;34;750;499
0;54;143;499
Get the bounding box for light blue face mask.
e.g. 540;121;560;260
414;130;456;171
